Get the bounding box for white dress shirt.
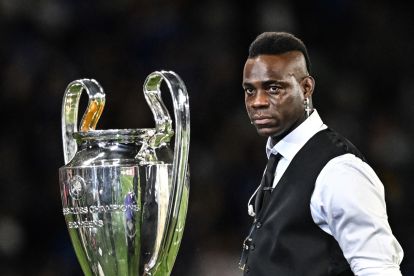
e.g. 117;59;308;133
265;110;404;276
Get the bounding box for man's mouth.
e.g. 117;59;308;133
252;116;273;126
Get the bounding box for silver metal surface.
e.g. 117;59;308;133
59;71;190;276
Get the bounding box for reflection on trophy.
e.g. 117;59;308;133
59;71;190;276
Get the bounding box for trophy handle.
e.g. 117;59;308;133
61;79;105;164
143;71;190;274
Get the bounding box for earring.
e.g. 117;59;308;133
304;98;311;118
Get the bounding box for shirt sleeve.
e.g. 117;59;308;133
310;153;404;276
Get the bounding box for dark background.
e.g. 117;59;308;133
0;0;413;275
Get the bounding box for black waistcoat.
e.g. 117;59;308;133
243;129;364;276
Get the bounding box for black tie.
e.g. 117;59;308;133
255;153;282;213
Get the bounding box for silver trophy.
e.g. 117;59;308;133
59;71;190;276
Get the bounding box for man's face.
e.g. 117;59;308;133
243;52;313;138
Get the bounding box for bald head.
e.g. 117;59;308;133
280;51;309;81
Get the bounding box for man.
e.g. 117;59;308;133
239;32;403;275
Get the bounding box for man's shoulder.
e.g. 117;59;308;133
312;128;366;162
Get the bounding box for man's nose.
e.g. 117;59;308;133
251;90;270;108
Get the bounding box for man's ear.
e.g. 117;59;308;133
302;76;315;98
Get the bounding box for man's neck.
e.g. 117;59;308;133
270;113;308;145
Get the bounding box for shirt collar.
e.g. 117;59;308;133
266;109;326;160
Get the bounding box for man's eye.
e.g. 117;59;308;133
244;88;254;95
268;86;280;94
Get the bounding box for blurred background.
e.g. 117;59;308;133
0;0;413;275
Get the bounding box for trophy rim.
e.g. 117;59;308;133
73;128;156;142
